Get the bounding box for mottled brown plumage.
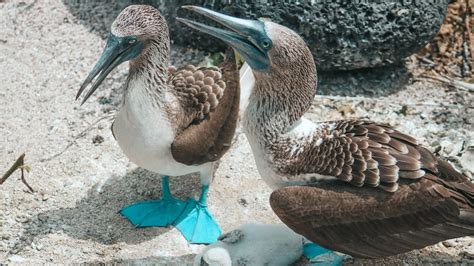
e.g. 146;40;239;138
271;120;441;192
171;50;239;165
170;65;225;122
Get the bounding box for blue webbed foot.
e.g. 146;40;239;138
304;242;346;266
173;185;222;244
120;197;186;227
120;176;187;227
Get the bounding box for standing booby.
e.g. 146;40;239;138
76;5;240;244
178;6;474;259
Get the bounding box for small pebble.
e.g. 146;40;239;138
442;239;458;247
238;198;248;207
9;255;25;262
32;242;43;251
462;245;474;259
92;135;104;144
441;141;454;155
42;193;49;201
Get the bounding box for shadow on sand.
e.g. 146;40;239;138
347;249;473;265
14;168;200;251
86;254;196;265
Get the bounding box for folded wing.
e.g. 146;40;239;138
270;120;474;258
170;50;240;165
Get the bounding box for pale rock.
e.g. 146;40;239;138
9;255;25;262
449;141;464;157
441;140;454;155
460;150;474;174
442;239;459;248
462;245;474;259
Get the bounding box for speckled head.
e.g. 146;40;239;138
77;5;169;105
111;5;168;40
261;21;315;77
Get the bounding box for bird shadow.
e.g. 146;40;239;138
347;249;473;265
85;254;196;265
14;168;200;252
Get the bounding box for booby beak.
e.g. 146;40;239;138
177;6;272;71
77;34;144;105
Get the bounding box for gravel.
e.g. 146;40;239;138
0;0;473;264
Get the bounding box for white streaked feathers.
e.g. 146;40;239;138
113;75;213;180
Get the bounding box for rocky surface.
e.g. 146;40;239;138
64;0;450;71
176;0;450;70
0;0;473;265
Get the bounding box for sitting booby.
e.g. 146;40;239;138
195;223;305;266
178;6;474;259
76;5;240;244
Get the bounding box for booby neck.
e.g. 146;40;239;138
244;55;317;140
125;38;171;103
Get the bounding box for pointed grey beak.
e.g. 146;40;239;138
177;6;272;71
77;34;144;105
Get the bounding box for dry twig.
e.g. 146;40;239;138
0;153;34;193
417;74;474;92
466;0;474;70
39;113;115;162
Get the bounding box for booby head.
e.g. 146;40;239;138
77;5;168;104
177;6;314;76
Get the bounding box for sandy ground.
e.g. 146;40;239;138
0;0;473;265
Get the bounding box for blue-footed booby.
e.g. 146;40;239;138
76;5;240;244
178;6;474;259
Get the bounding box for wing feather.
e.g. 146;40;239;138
170;50;239;165
270;177;474;258
270;119;474;257
272;120;448;192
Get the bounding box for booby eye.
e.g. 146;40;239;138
261;39;271;49
128;39;137;44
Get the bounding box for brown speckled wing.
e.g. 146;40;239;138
273;120;443;192
169;64;225;123
270;167;474;258
270;120;474;258
170;50;239;165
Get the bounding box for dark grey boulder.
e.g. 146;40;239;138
166;0;449;70
64;0;449;70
